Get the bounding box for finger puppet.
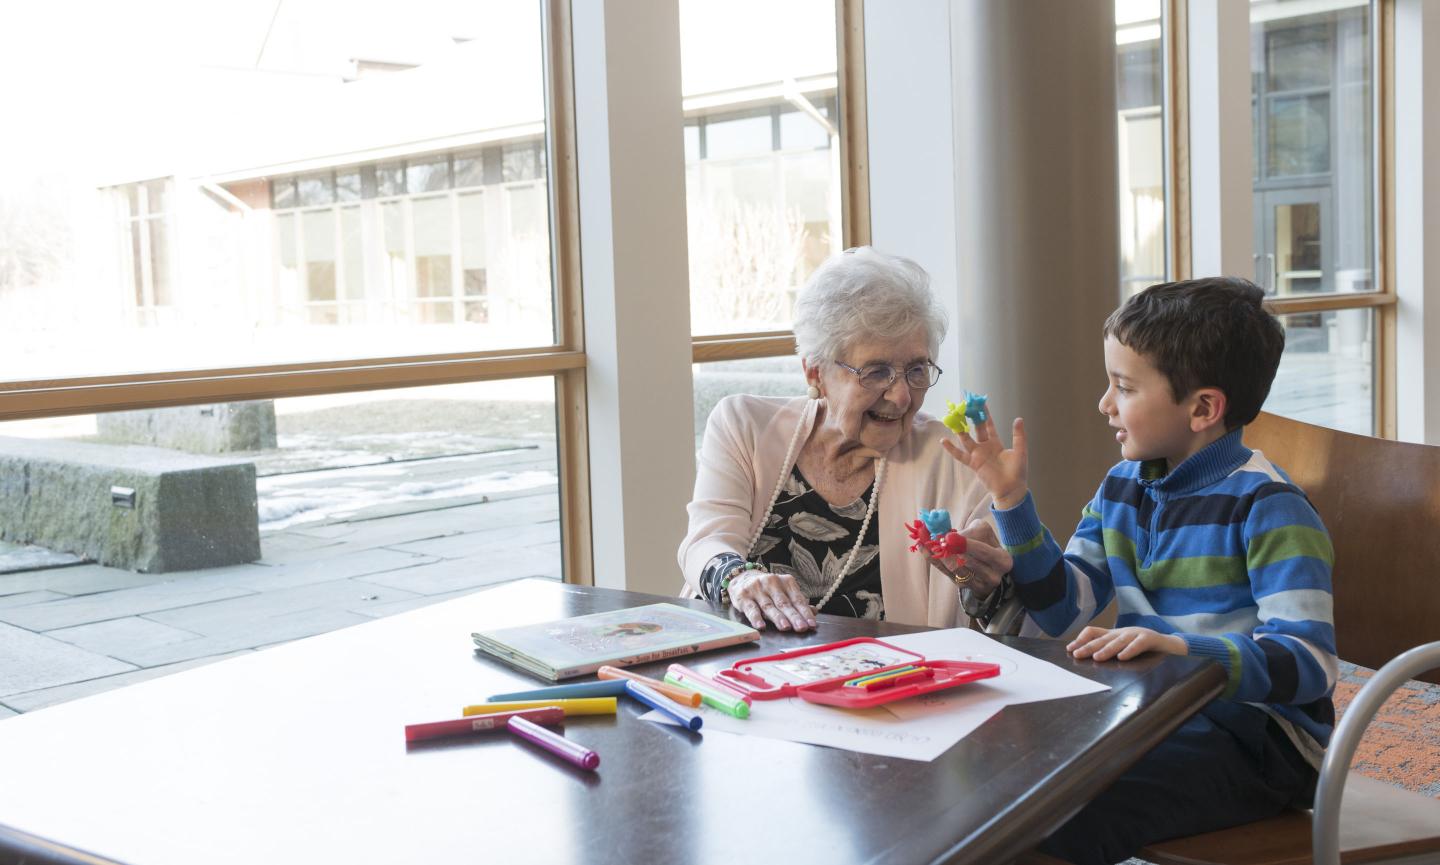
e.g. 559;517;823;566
941;391;989;435
904;509;969;563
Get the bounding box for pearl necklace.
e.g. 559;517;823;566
743;399;886;613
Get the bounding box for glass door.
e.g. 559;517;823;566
1255;187;1331;297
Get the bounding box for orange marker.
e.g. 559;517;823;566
862;668;934;691
596;665;703;707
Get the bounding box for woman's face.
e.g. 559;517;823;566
809;327;932;457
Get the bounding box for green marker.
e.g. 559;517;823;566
664;672;750;719
846;664;921;687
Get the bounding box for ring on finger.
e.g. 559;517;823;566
951;567;974;586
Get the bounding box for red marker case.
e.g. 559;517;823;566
714;637;1000;709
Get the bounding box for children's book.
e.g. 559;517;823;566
471;603;761;681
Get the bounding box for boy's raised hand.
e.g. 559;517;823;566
941;415;1030;510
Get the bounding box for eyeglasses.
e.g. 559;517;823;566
833;359;943;391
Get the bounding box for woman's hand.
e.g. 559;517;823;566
941;415;1030;510
927;519;1012;598
728;571;817;632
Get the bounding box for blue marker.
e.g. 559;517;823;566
624;680;703;731
487;680;630;702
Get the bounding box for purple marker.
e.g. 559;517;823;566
507;716;600;771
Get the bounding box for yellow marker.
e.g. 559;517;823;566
462;697;617;717
846;665;921;688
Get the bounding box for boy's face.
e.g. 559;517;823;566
1098;337;1203;464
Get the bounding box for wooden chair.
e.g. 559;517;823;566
1141;411;1440;865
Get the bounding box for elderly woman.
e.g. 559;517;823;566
678;247;1015;632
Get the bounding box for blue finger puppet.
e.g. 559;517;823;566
917;508;952;536
963;391;989;425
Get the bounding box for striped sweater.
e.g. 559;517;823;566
992;428;1338;766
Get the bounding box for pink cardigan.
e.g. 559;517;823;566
677;394;995;628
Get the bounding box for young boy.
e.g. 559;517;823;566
945;277;1337;865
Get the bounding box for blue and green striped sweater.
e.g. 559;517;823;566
992;428;1338;766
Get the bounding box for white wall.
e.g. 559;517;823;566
1186;0;1255;280
573;0;697;594
866;0;1120;537
1395;0;1440;444
865;0;964;409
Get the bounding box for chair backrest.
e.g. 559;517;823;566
1244;412;1440;684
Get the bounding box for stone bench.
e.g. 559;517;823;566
0;437;260;573
96;401;277;454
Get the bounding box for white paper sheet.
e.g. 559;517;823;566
642;627;1110;761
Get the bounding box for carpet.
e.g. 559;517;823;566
1334;659;1440;797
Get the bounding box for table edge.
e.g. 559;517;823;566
0;822;131;865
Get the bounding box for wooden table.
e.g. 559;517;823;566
0;578;1224;865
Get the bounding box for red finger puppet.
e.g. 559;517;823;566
905;519;933;553
929;530;968;560
905;521;969;564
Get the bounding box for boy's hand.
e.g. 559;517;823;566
941;415;1030;509
1067;626;1188;661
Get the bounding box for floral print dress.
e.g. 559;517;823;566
750;465;884;620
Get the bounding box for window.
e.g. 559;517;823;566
0;0;588;673
266;147;545;331
1250;0;1379;434
114;179;175;322
1251;6;1373;297
1269;308;1374;435
0;379;561;711
681;0;845;338
683;0;862;433
1115;0;1168;296
693;357;808;450
1;1;558;382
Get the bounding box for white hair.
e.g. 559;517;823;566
792;246;948;365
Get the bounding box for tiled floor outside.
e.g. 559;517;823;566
0;440;561;717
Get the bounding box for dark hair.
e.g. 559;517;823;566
1103;277;1285;429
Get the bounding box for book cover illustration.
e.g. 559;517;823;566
473;603;759;679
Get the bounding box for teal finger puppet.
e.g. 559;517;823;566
963;391;988;425
917;508;951;536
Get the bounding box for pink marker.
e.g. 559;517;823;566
508;716;600;771
668;662;752;705
404;707;563;743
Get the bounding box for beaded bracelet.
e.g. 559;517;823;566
703;553;745;602
718;562;764;606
